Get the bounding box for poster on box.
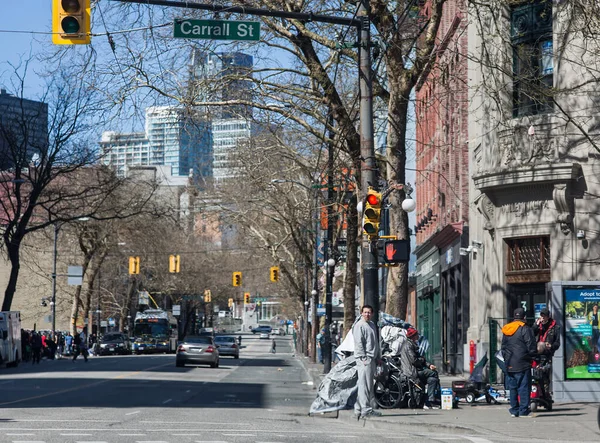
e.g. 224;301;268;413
563;288;600;379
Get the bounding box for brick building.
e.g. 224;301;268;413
414;0;470;373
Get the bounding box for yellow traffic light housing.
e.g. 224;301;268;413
232;271;242;287
270;266;280;282
204;289;212;303
128;256;140;275
169;254;180;273
244;292;251;304
363;188;382;239
228;298;234;308
52;0;91;45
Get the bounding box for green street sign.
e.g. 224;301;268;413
173;19;260;41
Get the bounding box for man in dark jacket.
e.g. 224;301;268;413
501;307;537;417
532;307;560;358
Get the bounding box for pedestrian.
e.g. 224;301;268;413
352;305;382;419
271;338;277;354
316;328;325;363
72;329;89;362
238;335;242;346
65;332;73;355
31;332;42;364
401;327;441;409
501;307;537;418
533;308;560;357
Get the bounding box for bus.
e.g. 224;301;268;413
132;309;178;354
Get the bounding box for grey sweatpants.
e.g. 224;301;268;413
354;357;376;415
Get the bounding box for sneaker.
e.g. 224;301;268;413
362;410;382;418
424;402;440;410
510;413;518;417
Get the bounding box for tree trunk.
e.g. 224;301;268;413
343;193;358;338
70;253;92;335
385;85;411;320
1;241;21;312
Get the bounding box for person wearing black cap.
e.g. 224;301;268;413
501;307;537;417
533;307;560;357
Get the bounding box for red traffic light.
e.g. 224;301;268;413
366;193;380;206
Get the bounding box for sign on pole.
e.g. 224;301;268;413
172;305;181;316
67;266;84;286
173;19;260;41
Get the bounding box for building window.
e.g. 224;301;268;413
511;1;553;118
505;236;551;283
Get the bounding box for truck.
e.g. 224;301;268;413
0;311;21;367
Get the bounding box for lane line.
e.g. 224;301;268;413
162;398;172;404
463;437;494;443
126;411;141;416
0;361;173;407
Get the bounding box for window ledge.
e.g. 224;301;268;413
473;162;581;193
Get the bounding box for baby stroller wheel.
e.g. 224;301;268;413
531;401;538;413
466;393;475;403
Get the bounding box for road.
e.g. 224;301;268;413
0;334;598;443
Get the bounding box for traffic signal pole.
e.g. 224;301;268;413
114;0;379;359
358;1;379;326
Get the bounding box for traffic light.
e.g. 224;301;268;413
270;266;280;282
228;298;234;308
204;289;212;303
363;188;382;239
244;292;251;304
52;0;91;45
128;256;140;275
232;271;242;287
169;254;180;273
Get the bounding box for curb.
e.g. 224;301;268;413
296;354;321;389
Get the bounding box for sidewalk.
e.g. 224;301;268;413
297;353;600;442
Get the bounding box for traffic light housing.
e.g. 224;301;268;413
52;0;91;45
244;292;251;304
270;266;279;282
128;256;140;275
169;254;180;273
363;188;382;239
228;298;234;308
232;271;242;287
204;289;212;303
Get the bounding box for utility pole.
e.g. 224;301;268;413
323;112;335;374
358;0;379;325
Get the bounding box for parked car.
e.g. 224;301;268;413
271;328;285;336
98;333;131;356
176;336;219;368
259;332;270;339
214;336;240;359
251;325;272;334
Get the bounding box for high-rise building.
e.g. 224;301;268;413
0;88;48;169
188;50;255;184
188;50;253;120
100;107;212;181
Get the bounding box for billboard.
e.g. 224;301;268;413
563;287;600;379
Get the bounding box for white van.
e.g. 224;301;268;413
0;311;21;367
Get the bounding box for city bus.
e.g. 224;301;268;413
132;309;178;354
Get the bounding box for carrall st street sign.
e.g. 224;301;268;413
173;19;260;41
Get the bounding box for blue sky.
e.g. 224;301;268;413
0;1;51;97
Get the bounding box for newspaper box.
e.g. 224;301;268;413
441;388;453;410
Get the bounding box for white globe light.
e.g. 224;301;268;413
402;198;416;212
311;290;318;296
356;201;363;214
327;258;336;267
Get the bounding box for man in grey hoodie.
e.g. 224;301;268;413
352;305;382;418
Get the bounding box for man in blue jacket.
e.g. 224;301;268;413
501;307;537;417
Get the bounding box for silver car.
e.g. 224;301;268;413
176;336;219;368
214;336;240;359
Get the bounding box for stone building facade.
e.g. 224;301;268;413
467;1;600;396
